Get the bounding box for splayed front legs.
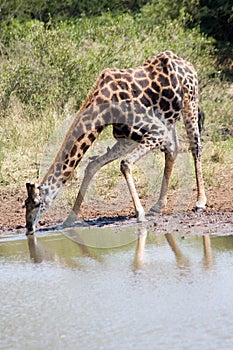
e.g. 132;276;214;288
63;138;137;226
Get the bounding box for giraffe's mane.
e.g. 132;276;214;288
78;77;101;113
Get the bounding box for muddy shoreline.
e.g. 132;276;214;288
0;187;232;236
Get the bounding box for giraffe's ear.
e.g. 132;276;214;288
26;183;36;196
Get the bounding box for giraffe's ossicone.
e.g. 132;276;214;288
25;51;206;234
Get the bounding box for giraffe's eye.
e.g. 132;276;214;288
25;198;30;206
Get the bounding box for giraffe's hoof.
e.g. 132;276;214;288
149;203;164;214
150;206;161;214
193;205;205;213
150;200;166;213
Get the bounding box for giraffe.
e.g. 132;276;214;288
25;50;206;234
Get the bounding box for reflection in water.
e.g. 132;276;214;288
27;230;105;267
202;234;213;268
133;226;147;270
27;233;96;268
1;228;233;350
27;226;214;271
27;234;64;264
165;233;190;268
134;228;213;271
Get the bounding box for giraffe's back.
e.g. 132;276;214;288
82;51;198;126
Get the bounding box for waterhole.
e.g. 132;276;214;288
0;225;233;350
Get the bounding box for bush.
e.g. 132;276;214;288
0;0;148;22
0;13;216;118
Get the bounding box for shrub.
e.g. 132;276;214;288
0;13;216;118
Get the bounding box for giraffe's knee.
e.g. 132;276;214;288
120;159;131;175
83;159;101;181
164;143;178;160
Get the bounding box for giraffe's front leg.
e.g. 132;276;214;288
62;157;98;227
63;139;137;227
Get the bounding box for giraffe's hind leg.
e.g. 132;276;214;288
120;144;153;222
63;138;137;226
150;151;176;213
150;125;179;213
182;99;206;211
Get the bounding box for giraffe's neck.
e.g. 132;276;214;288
39;109;105;210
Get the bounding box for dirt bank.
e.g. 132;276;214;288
0;185;232;236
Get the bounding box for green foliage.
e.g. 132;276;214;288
141;0;233;44
0;0;148;22
140;0;198;24
0;13;216;118
0;19;85;116
1;0;232;44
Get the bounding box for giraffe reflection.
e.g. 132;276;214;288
202;234;213;268
27;228;213;270
134;228;213;270
27;233;96;267
27;235;47;264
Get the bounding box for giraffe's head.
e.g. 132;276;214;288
25;183;42;235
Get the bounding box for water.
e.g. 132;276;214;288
0;225;233;350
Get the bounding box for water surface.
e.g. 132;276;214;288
1;225;233;350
